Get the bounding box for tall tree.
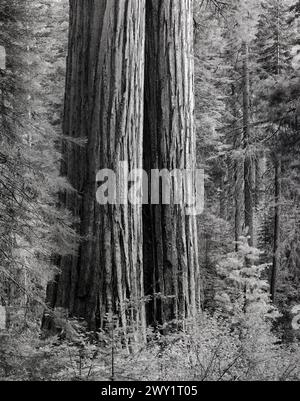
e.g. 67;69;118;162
271;156;282;302
45;1;146;334
243;41;256;247
225;1;261;248
143;0;200;326
0;0;74;323
254;0;293;301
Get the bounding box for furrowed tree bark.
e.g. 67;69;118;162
45;0;146;335
143;0;200;326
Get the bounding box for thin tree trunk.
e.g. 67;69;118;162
255;151;267;210
220;158;229;220
143;0;200;326
233;111;244;252
235;166;243;251
270;2;282;304
230;81;244;252
255;150;268;262
243;42;255;247
271;157;282;303
45;0;146;335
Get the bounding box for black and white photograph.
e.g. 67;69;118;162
1;0;300;383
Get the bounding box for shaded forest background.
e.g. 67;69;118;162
1;0;300;381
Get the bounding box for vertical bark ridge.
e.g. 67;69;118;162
46;0;146;335
143;0;200;326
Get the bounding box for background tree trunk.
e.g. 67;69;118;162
235;165;244;250
271;157;282;303
45;0;146;334
243;42;255;247
143;0;200;326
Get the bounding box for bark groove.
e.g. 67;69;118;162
143;0;200;326
46;0;146;334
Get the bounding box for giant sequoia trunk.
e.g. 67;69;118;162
45;0;146;333
143;0;200;326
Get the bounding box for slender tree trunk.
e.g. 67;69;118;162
233;109;244;252
271;157;282;303
234;166;244;251
255;150;268;262
143;0;200;326
255;151;267;210
45;0;146;335
220;158;229;220
243;42;255;247
270;5;283;304
230;82;244;252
